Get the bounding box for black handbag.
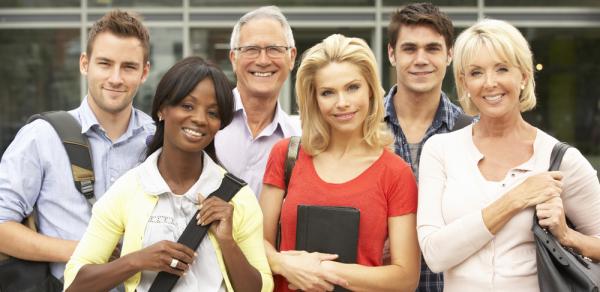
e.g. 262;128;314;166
533;142;600;292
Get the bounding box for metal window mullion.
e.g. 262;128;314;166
80;0;87;100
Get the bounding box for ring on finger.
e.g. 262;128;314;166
170;258;179;268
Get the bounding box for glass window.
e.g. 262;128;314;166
190;28;234;83
486;0;599;6
383;0;476;6
0;0;79;7
134;27;184;114
0;29;81;156
88;0;181;7
191;0;374;7
521;27;600;171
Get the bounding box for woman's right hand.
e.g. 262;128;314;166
509;171;563;208
127;240;196;276
278;250;347;291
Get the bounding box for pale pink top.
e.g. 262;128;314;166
417;124;600;292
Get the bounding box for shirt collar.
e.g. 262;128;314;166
232;87;291;137
76;97;100;134
138;148;224;203
432;92;458;130
76;96;152;139
383;85;457;130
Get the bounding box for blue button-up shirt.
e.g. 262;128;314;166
383;85;464;292
0;97;155;278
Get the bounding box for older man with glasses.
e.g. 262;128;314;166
215;6;301;197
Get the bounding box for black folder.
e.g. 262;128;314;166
295;205;360;264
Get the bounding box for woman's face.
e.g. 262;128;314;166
160;77;221;154
314;62;370;138
462;45;526;119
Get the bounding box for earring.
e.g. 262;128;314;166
158;115;163;122
520;84;525;90
467;92;471;99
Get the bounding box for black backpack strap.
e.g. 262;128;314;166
148;172;246;292
452;113;474;132
27;111;95;205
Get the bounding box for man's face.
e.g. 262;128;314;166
80;32;149;115
388;25;451;96
229;18;296;100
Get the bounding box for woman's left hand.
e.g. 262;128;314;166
196;196;234;242
536;196;570;244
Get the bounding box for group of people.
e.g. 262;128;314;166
0;2;599;292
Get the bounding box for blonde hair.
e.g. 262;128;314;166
296;34;393;156
453;18;536;114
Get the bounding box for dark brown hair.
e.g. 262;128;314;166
387;2;454;50
86;10;150;63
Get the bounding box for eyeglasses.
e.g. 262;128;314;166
233;45;291;59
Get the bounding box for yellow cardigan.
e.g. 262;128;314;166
64;166;273;292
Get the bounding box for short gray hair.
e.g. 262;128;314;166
229;6;295;50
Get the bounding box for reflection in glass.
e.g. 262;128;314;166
190;28;234;83
522;27;600;171
0;0;79;7
88;0;181;7
383;0;476;6
0;29;81;156
134;27;183;114
486;0;600;6
191;0;373;6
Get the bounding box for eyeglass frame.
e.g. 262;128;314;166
232;45;293;58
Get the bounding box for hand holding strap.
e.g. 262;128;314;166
148;172;246;292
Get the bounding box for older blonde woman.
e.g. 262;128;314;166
259;34;420;292
417;19;600;291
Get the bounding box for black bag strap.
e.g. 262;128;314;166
148;172;246;292
27;111;95;205
452;113;474;132
275;136;301;250
533;142;572;227
548;142;570;172
283;136;301;199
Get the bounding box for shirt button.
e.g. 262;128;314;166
110;177;115;182
501;183;506;187
511;173;516;177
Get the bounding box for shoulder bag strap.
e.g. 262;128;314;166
27;111;95;205
451;113;474;132
276;136;301;251
533;142;572;227
148;172;246;292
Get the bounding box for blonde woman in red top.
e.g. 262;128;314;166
259;34;421;292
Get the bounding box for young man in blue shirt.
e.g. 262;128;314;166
0;10;155;287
